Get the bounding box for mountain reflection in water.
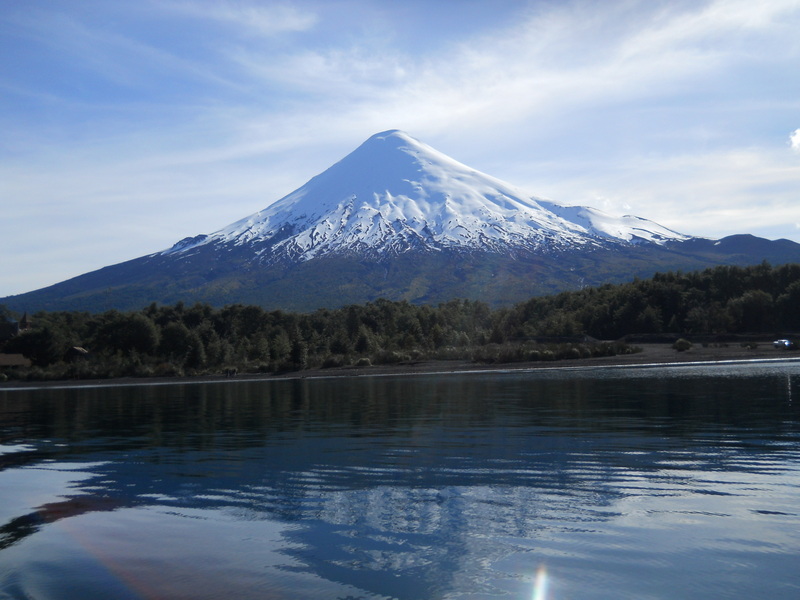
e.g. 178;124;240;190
1;363;799;599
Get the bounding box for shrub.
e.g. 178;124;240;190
673;338;693;352
132;364;155;378
373;350;410;365
154;362;183;377
432;346;467;360
322;355;347;369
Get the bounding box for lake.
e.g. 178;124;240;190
1;361;799;599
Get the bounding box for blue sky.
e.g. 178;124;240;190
2;0;799;297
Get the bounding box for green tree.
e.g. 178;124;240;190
355;325;375;353
247;333;271;362
776;281;800;329
93;313;159;356
159;322;193;361
270;329;292;363
185;331;207;369
4;325;68;366
727;290;774;332
289;339;308;370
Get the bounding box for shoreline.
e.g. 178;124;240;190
2;342;799;391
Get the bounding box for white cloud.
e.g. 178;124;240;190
791;129;800;152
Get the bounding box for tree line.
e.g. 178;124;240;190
498;261;800;339
1;262;798;381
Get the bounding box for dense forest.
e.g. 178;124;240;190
1;262;798;381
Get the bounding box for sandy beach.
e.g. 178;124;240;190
2;341;799;391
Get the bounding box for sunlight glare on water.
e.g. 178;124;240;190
532;566;549;600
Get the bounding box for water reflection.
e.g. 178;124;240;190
1;363;800;599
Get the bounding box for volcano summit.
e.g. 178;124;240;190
167;130;687;261
5;130;800;312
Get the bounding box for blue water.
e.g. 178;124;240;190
1;361;799;599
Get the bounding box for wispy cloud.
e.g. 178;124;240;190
528;145;800;239
216;0;799;150
159;0;317;37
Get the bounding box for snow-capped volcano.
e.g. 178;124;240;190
7;129;800;313
164;130;687;262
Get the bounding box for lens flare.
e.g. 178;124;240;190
532;565;549;600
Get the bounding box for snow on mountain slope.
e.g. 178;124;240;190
164;130;690;262
536;201;689;245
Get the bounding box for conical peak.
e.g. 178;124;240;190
369;129;407;140
346;129;429;165
166;130;689;259
299;129;448;199
364;129;416;145
337;129;479;186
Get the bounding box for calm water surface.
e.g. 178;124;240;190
1;361;799;599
